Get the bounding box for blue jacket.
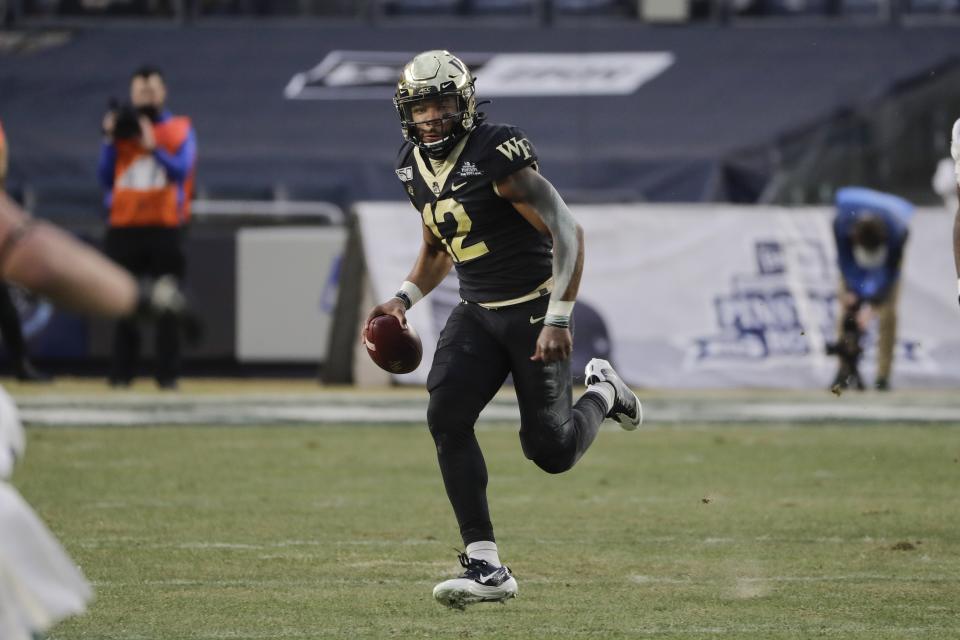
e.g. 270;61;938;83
833;187;913;303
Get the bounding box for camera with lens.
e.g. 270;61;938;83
825;302;864;390
107;99;143;140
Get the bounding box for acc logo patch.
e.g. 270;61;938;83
396;166;414;182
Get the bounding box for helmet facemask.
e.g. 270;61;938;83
394;51;481;160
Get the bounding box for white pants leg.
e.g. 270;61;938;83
0;482;92;639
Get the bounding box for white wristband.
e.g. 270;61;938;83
957;278;960;297
394;280;424;310
545;300;575;328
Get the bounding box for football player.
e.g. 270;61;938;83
363;50;643;609
0;189;196;639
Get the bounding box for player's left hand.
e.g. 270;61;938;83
531;325;572;363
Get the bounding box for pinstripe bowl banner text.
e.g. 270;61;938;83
356;202;959;389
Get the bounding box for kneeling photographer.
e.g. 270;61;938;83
829;187;913;392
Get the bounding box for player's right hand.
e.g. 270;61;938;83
362;298;407;344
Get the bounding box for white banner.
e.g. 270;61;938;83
236;226;346;362
356;202;960;389
285;51;673;100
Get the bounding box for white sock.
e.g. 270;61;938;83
465;541;501;567
585;381;615;414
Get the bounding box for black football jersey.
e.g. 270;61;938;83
395;122;553;304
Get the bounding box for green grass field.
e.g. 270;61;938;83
13;421;960;639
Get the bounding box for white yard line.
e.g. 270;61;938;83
14;391;960;426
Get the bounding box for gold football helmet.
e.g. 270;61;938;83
394;50;481;159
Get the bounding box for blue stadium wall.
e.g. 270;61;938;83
2;24;959;205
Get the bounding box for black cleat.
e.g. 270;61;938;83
432;552;518;610
15;359;52;383
157;378;179;391
108;377;132;389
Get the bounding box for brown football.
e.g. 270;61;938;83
364;315;423;374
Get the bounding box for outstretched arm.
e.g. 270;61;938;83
495;166;584;363
0;193;138;317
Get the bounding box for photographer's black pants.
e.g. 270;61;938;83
0;283;27;365
105;226;185;384
426;296;608;546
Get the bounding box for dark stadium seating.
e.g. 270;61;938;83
466;0;539;15
25;184;104;226
760;0;831;15
11;0;960;18
379;0;463;14
1;24;957;206
552;0;632;14
906;0;960;12
193;183;277;202
840;0;882;16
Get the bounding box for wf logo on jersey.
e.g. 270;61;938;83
496;137;533;162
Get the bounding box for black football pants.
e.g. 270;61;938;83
105;226;185;384
426;295;608;546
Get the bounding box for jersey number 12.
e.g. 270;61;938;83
421;198;490;263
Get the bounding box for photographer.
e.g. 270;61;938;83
98;65;197;390
830;187;913;391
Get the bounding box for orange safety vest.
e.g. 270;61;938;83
109;116;194;228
